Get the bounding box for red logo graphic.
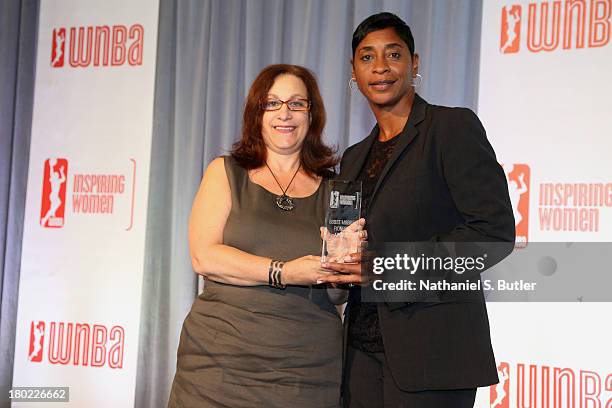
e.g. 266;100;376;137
489;361;612;407
38;159;137;230
51;28;66;67
50;24;144;69
503;164;530;247
501;1;611;54
491;362;510;408
40;158;68;228
27;320;125;369
501;5;522;53
28;321;45;362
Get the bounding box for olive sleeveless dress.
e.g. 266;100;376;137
168;156;342;408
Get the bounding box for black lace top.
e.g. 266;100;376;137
348;135;400;352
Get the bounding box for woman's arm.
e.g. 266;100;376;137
188;157;327;286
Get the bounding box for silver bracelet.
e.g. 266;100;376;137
268;260;286;289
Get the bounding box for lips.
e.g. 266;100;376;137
370;79;396;91
273;126;297;133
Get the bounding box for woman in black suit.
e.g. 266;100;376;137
317;12;515;408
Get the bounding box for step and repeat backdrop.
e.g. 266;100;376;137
12;0;159;406
476;1;611;407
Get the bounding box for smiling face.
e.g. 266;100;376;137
261;74;310;156
352;27;419;108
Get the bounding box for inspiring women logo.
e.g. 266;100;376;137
39;158;138;230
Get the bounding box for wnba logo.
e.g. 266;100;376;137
26;320;125;369
500;1;612;54
51;28;66;67
28;321;45;362
501;5;522;53
330;191;340;209
502;164;530;247
50;24;144;68
40;158;68;228
491;362;510;408
489;361;612;407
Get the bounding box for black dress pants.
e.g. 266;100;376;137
343;346;477;408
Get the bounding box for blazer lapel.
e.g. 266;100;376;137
339;126;378;181
370;94;428;203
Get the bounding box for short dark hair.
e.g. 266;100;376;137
351;12;415;57
231;64;338;177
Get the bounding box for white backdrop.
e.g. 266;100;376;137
476;1;612;407
11;0;159;406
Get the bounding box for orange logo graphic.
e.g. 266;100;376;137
26;320;125;368
28;321;45;363
491;362;510;408
50;24;144;69
501;5;522;53
51;28;66;67
490;361;612;407
502;1;611;54
40;158;68;228
503;164;530;247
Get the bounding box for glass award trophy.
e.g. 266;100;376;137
322;180;362;263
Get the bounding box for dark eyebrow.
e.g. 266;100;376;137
358;43;405;53
358;45;375;53
384;43;404;50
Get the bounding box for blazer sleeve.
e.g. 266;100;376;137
434;108;515;244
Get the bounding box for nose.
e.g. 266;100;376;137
372;56;389;74
277;103;293;120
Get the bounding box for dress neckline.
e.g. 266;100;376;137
246;173;323;200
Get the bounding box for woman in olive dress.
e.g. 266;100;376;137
168;64;362;408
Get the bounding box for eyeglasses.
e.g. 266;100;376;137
261;98;311;112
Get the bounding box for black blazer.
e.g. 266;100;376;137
340;94;515;391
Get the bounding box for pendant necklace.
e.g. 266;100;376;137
265;162;301;211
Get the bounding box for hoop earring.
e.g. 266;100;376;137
348;78;357;90
411;73;422;87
